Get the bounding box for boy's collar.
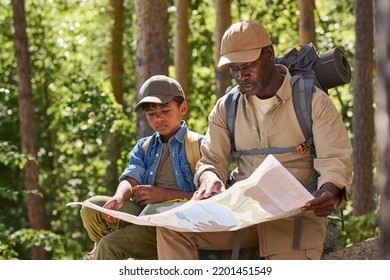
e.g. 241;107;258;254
155;120;187;144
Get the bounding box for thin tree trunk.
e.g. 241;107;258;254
352;0;375;216
215;0;232;99
11;0;46;260
109;0;125;105
106;0;125;190
174;0;189;106
135;0;169;139
375;0;390;260
298;0;316;45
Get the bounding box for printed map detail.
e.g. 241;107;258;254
67;155;314;232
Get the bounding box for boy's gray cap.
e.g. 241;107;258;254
134;75;185;111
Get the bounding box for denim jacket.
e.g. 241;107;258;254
119;121;203;192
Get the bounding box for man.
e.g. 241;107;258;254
156;20;352;260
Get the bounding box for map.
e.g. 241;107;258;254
67;155;314;232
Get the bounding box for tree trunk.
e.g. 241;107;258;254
215;0;232;99
135;0;169;139
105;134;122;191
174;0;189;111
352;0;375;216
298;0;316;45
108;0;125;105
106;0;125;190
375;0;390;260
11;0;46;260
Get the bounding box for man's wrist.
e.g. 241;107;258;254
321;182;340;198
320;182;346;208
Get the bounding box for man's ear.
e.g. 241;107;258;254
264;45;275;60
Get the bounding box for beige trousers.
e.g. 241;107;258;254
157;225;259;259
80;195;157;260
156;226;322;260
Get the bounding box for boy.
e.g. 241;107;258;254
80;75;203;260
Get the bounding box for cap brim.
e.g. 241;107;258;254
134;95;174;112
218;48;262;67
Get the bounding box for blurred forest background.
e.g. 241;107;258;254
1;0;389;260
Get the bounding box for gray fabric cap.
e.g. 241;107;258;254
134;75;185;111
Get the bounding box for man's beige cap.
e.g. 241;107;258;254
218;20;272;67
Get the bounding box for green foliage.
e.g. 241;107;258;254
0;141;28;170
3;228;84;260
0;223;18;259
337;201;381;250
315;0;355;134
186;0;217;134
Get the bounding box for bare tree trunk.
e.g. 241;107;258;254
298;0;316;45
11;0;46;260
106;0;125;190
174;0;189;106
109;0;125;105
352;0;376;216
135;0;169;139
375;0;390;260
215;0;232;99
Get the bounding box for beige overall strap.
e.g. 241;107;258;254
184;131;201;175
292;212;303;250
141;136;152;152
231;229;243;260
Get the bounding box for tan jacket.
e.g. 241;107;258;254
195;65;353;256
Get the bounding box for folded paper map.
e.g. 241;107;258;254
67;155;314;232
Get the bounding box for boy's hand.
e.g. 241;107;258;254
131;185;165;206
101;195;124;223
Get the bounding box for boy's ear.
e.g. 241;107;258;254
180;101;188;115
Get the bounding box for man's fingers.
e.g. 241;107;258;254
192;187;212;200
192;189;205;200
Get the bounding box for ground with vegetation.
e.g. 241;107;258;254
322;236;380;260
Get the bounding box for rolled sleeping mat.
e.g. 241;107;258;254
313;47;352;89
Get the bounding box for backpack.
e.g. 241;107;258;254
225;44;351;164
142;130;201;175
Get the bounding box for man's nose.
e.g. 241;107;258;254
233;69;249;80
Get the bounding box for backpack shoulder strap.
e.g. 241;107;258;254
225;85;240;155
291;75;316;156
291;75;319;251
185;130;201;175
142;136;152;152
